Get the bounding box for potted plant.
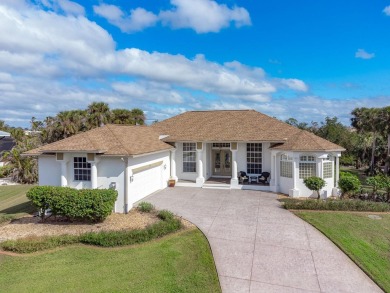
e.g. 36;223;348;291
168;178;176;187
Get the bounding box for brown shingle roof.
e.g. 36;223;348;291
152;110;345;151
270;130;345;152
25;124;173;156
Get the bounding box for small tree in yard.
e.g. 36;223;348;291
379;175;390;202
366;175;383;197
338;176;361;199
304;177;326;200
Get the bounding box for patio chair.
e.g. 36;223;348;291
258;172;270;184
238;171;249;184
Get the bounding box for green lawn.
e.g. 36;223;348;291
0;228;221;293
0;185;34;222
295;211;390;292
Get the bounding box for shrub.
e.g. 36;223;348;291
137;201;154;213
282;198;390;212
26;186;118;222
157;210;174;221
380;175;390;202
80;218;182;247
366;176;383;195
0;235;79;253
0;164;12;178
303;177;326;200
338;176;361;198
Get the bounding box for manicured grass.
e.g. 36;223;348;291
0;229;221;293
0;185;34;222
295;211;390;292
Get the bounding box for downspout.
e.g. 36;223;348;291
123;157;129;214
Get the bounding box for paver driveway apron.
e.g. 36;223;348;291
144;187;382;293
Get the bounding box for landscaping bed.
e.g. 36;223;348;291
0;209;158;243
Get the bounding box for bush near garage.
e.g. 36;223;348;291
26;186;117;222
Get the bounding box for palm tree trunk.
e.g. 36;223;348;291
385;133;390;175
370;134;376;174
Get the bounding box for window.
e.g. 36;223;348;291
74;157;91;181
212;143;230;148
323;162;333;179
299;155;316;179
183;143;196;172
247;143;262;174
280;155;292;178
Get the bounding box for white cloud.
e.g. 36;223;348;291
383;6;390;16
0;1;307;127
355;49;375;60
280;78;308;92
93;4;158;33
57;0;85;16
94;0;251;34
159;0;251;33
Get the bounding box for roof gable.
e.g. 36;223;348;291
25;125;173;156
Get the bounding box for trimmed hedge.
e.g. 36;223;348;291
281;198;390;212
26;186;117;222
0;217;182;253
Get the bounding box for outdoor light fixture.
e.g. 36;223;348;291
130;176;134;183
109;182;116;190
163;164;167;170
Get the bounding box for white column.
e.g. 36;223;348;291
231;149;238;187
60;161;67;187
170;149;178;181
196;146;204;187
289;156;300;197
91;162;98;189
335;156;340;187
270;154;277;192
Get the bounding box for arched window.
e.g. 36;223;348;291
280;154;292;178
299;155;316;179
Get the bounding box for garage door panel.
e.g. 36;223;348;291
132;165;162;203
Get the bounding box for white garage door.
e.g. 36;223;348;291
131;162;163;203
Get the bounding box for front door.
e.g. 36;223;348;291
212;150;232;176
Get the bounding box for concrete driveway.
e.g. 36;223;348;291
144;187;382;293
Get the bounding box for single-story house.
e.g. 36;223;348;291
25;110;345;213
0;131;15;167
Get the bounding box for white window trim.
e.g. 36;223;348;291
183;143;196;173
73;157;91;181
246;143;262;175
299;155;316;179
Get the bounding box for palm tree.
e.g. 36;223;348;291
379;106;390;174
111;109;133;124
87;102;111;129
351;107;381;174
131;108;145;125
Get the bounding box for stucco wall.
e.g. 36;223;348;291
97;157;125;213
38;155;61;186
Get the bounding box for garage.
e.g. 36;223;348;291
131;161;164;203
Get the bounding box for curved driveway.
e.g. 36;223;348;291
144;187;382;293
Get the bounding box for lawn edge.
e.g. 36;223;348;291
293;211;387;293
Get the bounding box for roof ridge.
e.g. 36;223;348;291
105;124;130;156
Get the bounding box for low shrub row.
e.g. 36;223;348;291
27;186;117;222
282;198;390;212
0;215;182;253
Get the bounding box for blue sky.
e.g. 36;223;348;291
0;0;390;127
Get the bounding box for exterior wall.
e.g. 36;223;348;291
96;157;125;213
236;143;247;174
262;143;272;174
38;155;61;186
37;151;170;214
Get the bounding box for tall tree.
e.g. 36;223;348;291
87;102;111;129
379;106;390;174
111;109;133;125
351;107;381;174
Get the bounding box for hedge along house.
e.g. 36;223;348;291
25;110;345;213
